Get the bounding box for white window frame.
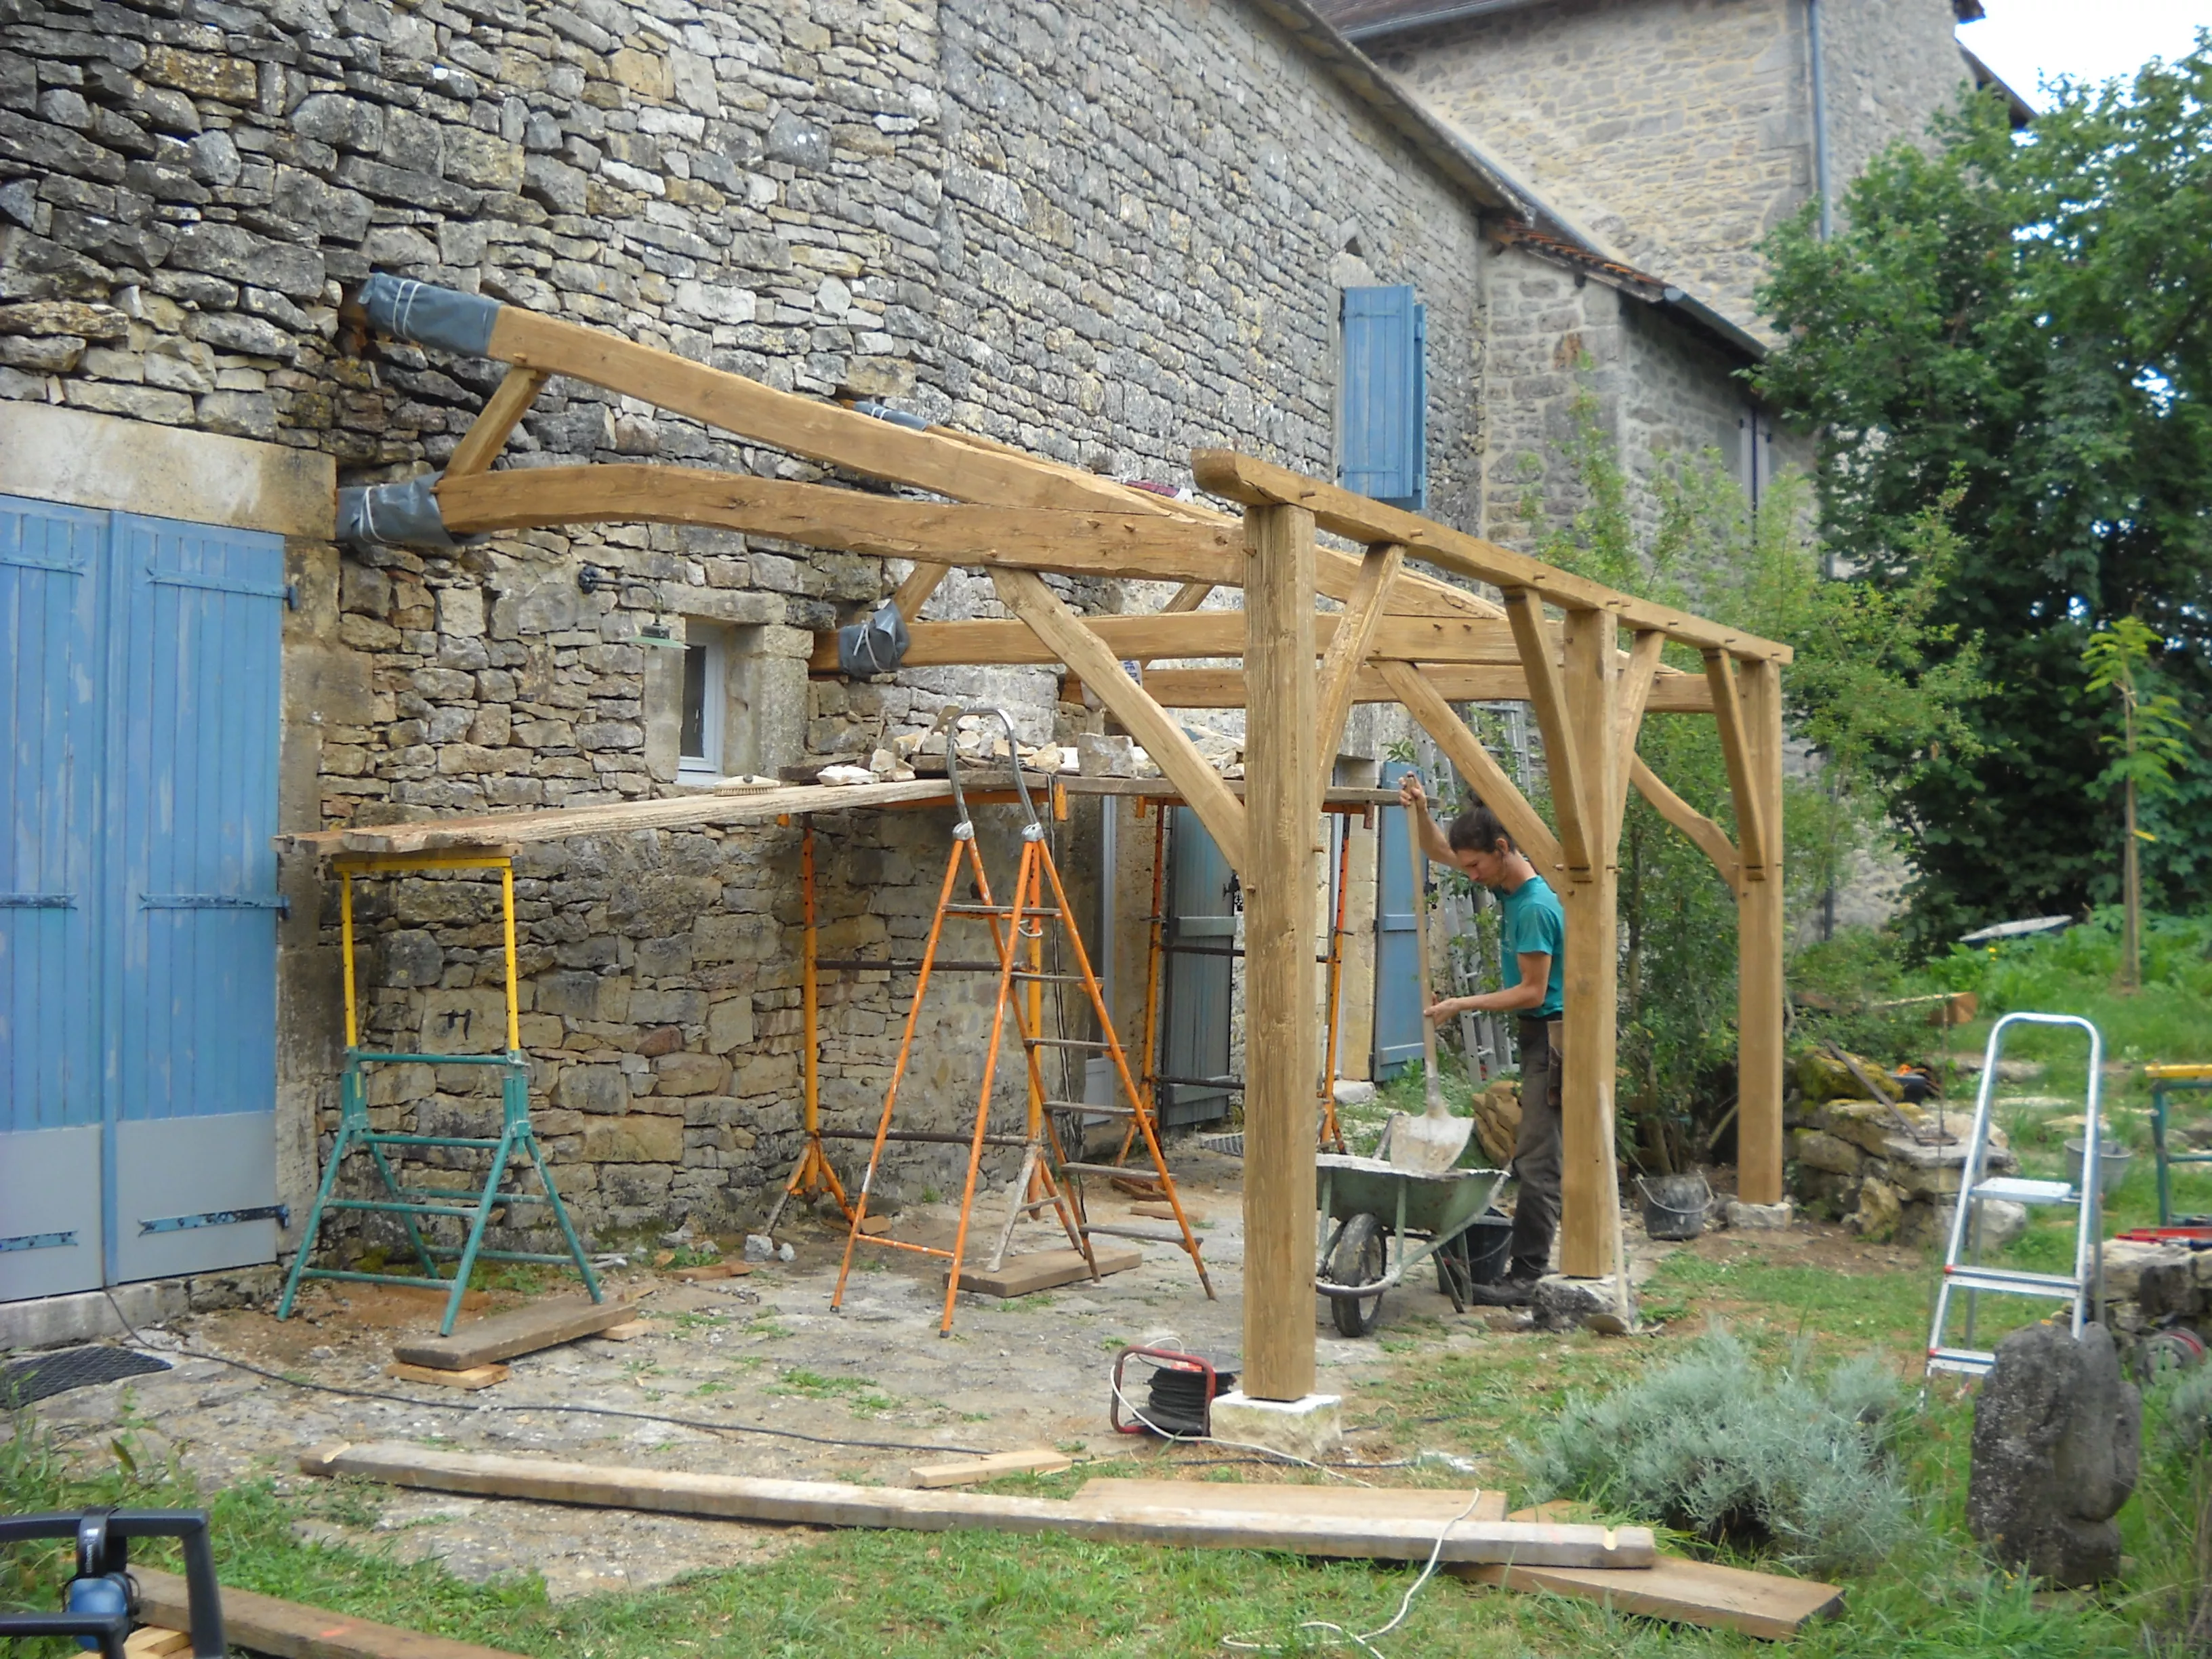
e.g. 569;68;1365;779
677;629;726;782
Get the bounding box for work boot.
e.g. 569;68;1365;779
1461;1274;1537;1308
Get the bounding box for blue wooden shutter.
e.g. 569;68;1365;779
0;497;107;1296
1339;285;1428;512
1372;761;1428;1078
105;512;285;1282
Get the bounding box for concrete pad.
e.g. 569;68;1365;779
0;1280;189;1351
1208;1391;1344;1461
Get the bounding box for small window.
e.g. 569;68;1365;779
678;631;724;781
1338;285;1428;512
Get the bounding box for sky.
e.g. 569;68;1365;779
1957;0;2210;110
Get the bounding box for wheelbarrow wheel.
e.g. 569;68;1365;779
1325;1212;1387;1338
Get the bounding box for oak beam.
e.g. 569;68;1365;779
990;567;1248;872
1629;757;1741;894
1240;502;1319;1403
1315;544;1404;775
445;366;550;478
1736;658;1786;1206
1503;590;1592;874
1703;651;1770;880
1610;630;1666;859
1191;450;1790;663
1557;608;1623;1281
435;468;1244;587
1376;660;1563;874
892;562;950;621
1063;663;1716;713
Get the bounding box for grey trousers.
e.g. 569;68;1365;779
1509;1016;1564;1281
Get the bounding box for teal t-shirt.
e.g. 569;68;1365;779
1497;874;1566;1018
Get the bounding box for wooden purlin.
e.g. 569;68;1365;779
1067;661;1715;712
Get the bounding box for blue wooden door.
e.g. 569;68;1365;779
1159;806;1236;1128
0;494;283;1296
0;499;107;1298
1373;761;1427;1078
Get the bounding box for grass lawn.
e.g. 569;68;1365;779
5;1231;2189;1659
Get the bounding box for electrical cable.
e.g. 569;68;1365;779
97;1289;995;1458
1107;1354;1373;1486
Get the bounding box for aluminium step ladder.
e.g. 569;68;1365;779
1926;1011;2106;1377
830;708;1212;1336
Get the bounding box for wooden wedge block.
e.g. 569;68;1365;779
1454;1556;1843;1639
956;1245;1141;1298
391;1295;634;1371
912;1448;1075;1488
384;1361;509;1391
133;1568;529;1659
672;1261;750;1281
1074;1479;1505;1523
596;1320;651;1341
300;1439;1656;1568
124;1627;190;1659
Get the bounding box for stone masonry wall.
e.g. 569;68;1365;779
0;0;1496;1248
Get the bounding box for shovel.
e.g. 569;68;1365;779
1387;794;1474;1174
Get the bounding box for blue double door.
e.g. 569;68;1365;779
1;493;285;1299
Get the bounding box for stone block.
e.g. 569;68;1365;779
554;1065;631;1115
654;1051;732;1097
536;970;630;1023
1788;1128;1860;1176
582;1115;685;1164
421;988;509;1054
708;995;754;1053
1723;1198;1793;1230
1206;1391;1343;1461
1847;1178;1900;1242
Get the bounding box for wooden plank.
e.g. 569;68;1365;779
1315;544;1404;776
390;1295;634;1371
438;468;1244;588
1083;663;1714;713
1736;657;1786;1207
382;1361;509;1391
273;778;964;857
298;1441;1657;1568
1241;501;1319;1404
1074;1479;1506;1523
132;1570;529;1659
671;1261;752;1281
956;1244;1140;1297
991;567;1248;873
124;1628;190;1659
1378;661;1563;874
1704;651;1769;880
491;308;1151;517
912;1448;1074;1488
596;1320;651;1341
443;366;549;479
1557;609;1623;1282
1630;757;1740;894
1503;590;1591;872
1454;1557;1844;1640
1610;630;1665;857
1189;450;1790;663
815;607;1519;674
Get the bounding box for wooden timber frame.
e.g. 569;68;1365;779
334;279;1790;1402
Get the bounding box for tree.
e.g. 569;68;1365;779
1753;43;2212;950
2083;615;2194;989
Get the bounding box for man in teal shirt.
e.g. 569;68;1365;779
1399;775;1565;1305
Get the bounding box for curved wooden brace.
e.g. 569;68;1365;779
1380;659;1565;873
1629;755;1742;895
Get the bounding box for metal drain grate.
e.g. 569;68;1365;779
0;1346;172;1407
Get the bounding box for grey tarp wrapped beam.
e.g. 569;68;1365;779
358;273;504;357
337;475;470;551
838;600;910;675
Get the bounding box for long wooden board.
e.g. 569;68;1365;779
390;1296;633;1371
1073;1479;1507;1523
1071;663;1715;713
132;1570;527;1659
1453;1557;1844;1640
956;1244;1140;1298
301;1441;1656;1568
913;1448;1074;1488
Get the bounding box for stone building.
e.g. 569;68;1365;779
0;0;1809;1324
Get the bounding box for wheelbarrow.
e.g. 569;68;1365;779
1315;1143;1509;1336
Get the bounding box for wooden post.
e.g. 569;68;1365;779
1242;502;1318;1401
1735;658;1786;1205
1556;608;1622;1279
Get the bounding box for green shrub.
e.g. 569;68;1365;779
1517;1328;1910;1576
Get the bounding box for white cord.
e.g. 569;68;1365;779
1107;1360;1372;1486
1218;1488;1487;1657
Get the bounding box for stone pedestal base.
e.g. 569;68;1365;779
1208;1391;1344;1461
1534;1274;1636;1333
1725;1198;1794;1230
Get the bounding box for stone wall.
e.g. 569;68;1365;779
0;0;1500;1249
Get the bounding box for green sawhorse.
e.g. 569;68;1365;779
277;850;600;1336
2150;1063;2212;1227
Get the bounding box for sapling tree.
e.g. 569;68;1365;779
2082;615;2194;991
